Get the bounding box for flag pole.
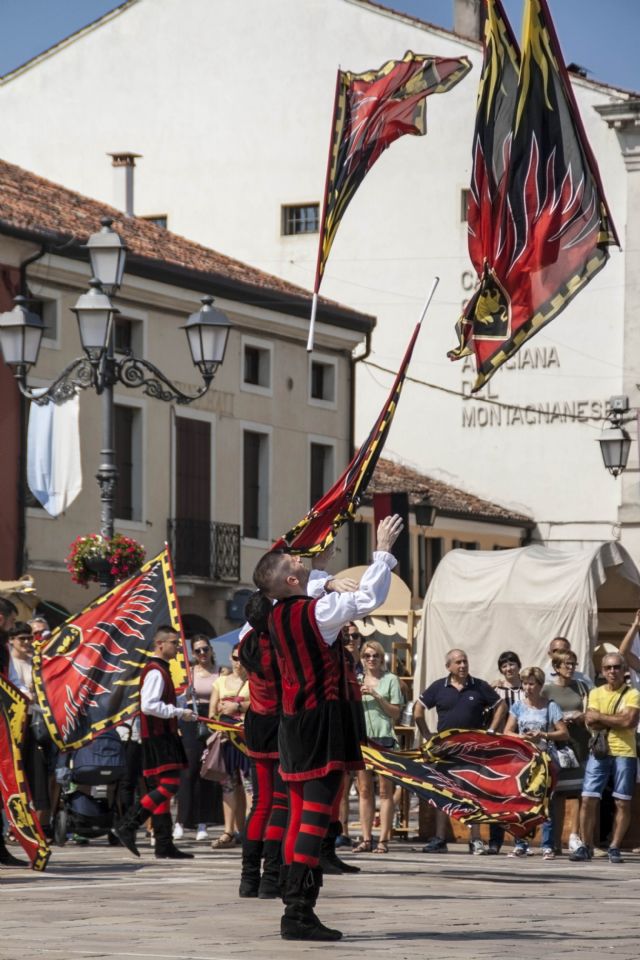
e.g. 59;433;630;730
418;275;439;325
308;67;343;353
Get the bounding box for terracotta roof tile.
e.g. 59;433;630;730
0;157;374;327
368;458;533;526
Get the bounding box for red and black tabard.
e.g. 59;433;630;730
139;658;187;777
238;627;281;760
268;596;364;781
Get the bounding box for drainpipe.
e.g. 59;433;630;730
16;246;48;576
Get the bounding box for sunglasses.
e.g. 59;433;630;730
603;664;623;671
194;648;209;654
363;653;380;660
231;655;240;662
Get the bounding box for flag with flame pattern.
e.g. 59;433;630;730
362;728;553;838
0;675;51;869
314;50;471;292
449;0;618;391
32;547;188;750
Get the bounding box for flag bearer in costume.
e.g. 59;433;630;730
237;596;288;899
114;625;196;860
238;564;361;900
252;514;403;942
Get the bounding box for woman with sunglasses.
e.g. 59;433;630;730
353;639;403;854
173;636;220;843
209;643;250;848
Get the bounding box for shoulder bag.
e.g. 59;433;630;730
588;686;628;759
200;731;228;781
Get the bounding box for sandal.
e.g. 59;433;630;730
210;831;235;849
353;839;373;853
373;841;389;854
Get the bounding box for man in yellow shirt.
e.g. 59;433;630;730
569;652;640;864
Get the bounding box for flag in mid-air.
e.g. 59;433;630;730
32;547;189;750
314;51;471;295
273;316;424;555
0;675;50;869
363;728;553;838
449;0;618;391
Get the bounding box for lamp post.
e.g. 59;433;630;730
598;396;633;478
0;219;232;589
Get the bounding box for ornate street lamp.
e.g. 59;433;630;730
0;219;233;588
0;297;45;372
71;279;119;363
414;497;437;528
84;217;127;296
182;295;232;384
598;396;633;478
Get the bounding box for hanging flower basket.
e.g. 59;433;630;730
66;534;146;587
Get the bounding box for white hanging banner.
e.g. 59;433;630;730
27;392;82;517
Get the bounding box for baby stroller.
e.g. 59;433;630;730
54;730;127;846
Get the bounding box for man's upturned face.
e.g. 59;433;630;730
448;653;469;682
285;555;310;593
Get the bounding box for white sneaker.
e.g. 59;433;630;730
195;826;208;841
568;833;582;853
172;822;184;840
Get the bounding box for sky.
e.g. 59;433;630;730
0;0;638;92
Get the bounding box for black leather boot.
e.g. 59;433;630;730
113;802;148;858
319;820;360;874
153;814;194;860
239;838;263;897
258;838;282;899
280;862;342;941
0;834;26;867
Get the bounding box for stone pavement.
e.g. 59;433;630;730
2;835;640;960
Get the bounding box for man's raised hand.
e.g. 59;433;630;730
376;514;404;554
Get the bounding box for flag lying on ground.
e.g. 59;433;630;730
314;50;471;294
272;316;424;555
0;675;50;870
32;547;188;750
449;0;618;392
362;728;553;838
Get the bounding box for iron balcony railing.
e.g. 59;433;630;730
167;519;241;582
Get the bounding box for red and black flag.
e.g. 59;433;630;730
363;728;553;838
449;0;618;391
273;312;426;555
308;50;471;347
32;547;189;750
0;675;50;870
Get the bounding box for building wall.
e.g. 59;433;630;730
19;249;359;631
0;0;637;561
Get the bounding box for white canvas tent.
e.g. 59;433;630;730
415;542;640;707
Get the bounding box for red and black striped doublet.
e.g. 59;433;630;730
238;628;281;759
139;658;187;776
269;596;363;781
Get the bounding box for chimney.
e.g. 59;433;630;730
108;152;142;217
453;0;482;41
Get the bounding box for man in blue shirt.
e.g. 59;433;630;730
415;649;506;854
